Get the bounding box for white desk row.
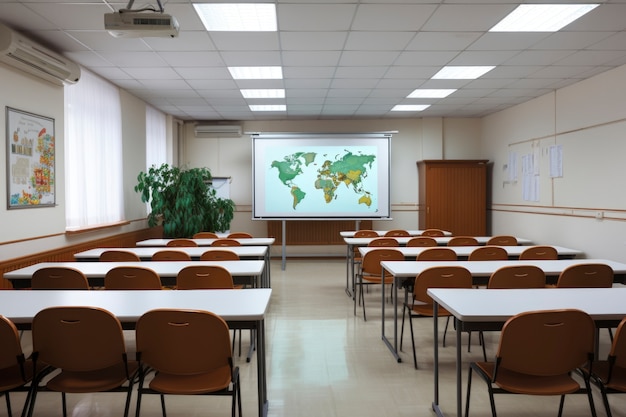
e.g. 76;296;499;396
358;245;582;260
340;229;452;237
4;260;265;289
0;288;271;417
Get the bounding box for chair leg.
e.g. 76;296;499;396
400;304;407;351
583;376;598;417
408;311;418;369
5;393;12;417
443;316;450;347
62;392;67;417
160;394;166;417
599;386;613;417
557;394;565;417
464;366;473;417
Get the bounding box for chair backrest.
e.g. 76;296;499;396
519;245;559;260
200;250;240;261
384;229;410;237
99;250;141;262
367;237;399;247
609;317;626;369
447;236;479;246
104;266;162;290
486;235;518;246
413;266;473;306
151;250;192;261
487;265;546;289
360;249;404;276
193;232;219;239
416;247;457;261
556;263;614;288
496;309;595;377
0;315;26;370
210;238;241;247
407;237;437;247
354;230;379;238
176;265;234;289
166;239;198;247
136;309;232;376
468;246;508;261
31;267;90;290
227;232;253;238
421;229;445;237
32;306;127;372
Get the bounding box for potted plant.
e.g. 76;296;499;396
134;163;235;237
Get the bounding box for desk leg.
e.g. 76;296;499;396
432;302;444;417
345;244;353;298
381;270;401;362
456;318;462;417
257;319;268;417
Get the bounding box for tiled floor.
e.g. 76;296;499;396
16;258;622;416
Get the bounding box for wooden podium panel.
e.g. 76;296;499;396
267;220;373;245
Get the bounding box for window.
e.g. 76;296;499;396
65;69;123;230
146;105;166;169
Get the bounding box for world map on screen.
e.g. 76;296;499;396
269;148;377;211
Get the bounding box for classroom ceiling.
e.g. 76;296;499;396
1;0;626;121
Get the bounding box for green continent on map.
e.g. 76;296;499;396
270;150;375;209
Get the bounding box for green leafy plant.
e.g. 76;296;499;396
134;163;235;237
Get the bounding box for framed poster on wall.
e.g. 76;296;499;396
6;107;55;209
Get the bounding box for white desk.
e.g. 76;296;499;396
137;238;275;286
75;246;268;261
4;260;266;289
340;230;452;237
359;245;582;260
427;287;626;417
379;259;626;362
0;288;271;417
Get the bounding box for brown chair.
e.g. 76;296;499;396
486;235;518;246
416;247;457;261
519;245;559;260
555;263;614;288
400;266;473;369
104;266;162;290
0;315;37;416
384;229;410;237
135;309;241;417
31;267;90;290
468;246;508;261
211;238;241;247
176;265;235;290
227;232;253;238
356;248;404;321
166;239;198;247
487;265;546;289
406;237;437;247
99;250;141;262
421;229;445;237
465;309;597;417
193;232;219;239
584;316;626;417
27;306;139;417
354;230;379;238
367;237;399;247
200;250;240;261
151;250;192;261
448;236;479;246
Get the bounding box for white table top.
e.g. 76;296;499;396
74;246;268;260
340;230;452;237
4;260;265;280
360;245;582;258
428;287;626;323
380;258;626;278
344;236;533;246
136;238;275;247
0;288;272;325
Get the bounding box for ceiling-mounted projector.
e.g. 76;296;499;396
104;11;179;38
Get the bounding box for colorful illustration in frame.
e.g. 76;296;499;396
6;107;55;209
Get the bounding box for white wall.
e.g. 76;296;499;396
481;63;626;263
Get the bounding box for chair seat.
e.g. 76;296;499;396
589;362;626;391
149;366;232;394
0;361;35;391
473;362;582;395
46;361;139;393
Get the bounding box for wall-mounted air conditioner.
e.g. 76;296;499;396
194;124;242;138
0;23;81;86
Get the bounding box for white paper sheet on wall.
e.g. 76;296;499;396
549;145;563;178
508;151;517;181
522;153;539;201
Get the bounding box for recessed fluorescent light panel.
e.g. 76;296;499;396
432;66;495;80
249;105;286;111
241;89;285;98
490;4;599;32
193;3;277;31
407;89;457;98
391;105;430;112
228;66;283;79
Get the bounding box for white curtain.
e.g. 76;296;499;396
65;69;123;230
146;105;166;169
